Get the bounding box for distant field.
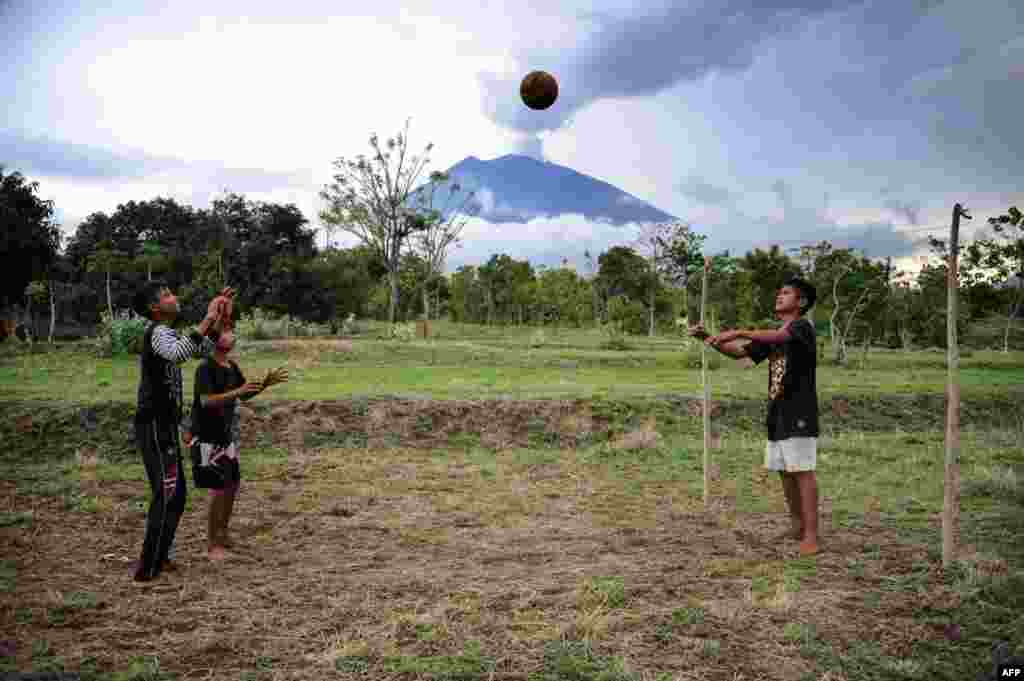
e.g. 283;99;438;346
2;320;1022;404
1;322;1021;679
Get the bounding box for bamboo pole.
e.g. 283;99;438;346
943;203;969;568
701;256;712;510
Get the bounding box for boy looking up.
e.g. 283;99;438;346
691;277;821;556
189;324;287;561
130;282;233;582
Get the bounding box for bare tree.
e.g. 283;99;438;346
319;119;435;323
408;171;477;320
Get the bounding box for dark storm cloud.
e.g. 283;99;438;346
477;0;860;134
0;129;313;192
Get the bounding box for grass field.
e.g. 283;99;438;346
1;321;1022;680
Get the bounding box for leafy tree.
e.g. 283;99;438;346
582;249;603;325
738;245;799;323
86;238;131;321
813;247;888;364
320;119;437;323
597;246;648;303
650;221;708;322
0;167;61;312
535;265;590;327
448;265;482;324
135;240;171;282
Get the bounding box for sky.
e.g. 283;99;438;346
2;0;1022;276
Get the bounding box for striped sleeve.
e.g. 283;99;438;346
151;325;202;364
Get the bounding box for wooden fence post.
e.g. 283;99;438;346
702;256;712;510
943;203;970;568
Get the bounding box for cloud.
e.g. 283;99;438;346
1;129;179;180
476;0;859;135
770;179;793;216
445;213;641;273
1;129;315;196
883;198;922;226
512;134;545;161
677;176;735;206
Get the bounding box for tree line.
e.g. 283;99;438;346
3;124;1023;355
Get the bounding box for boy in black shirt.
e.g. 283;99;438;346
189;325;287;560
691;277;821;556
131;281;233;582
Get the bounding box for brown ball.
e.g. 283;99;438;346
520;70;558;110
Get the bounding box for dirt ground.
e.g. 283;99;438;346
0;399;1016;680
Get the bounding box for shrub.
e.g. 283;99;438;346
234;308;324;340
679;346;722;370
339;313;362;336
599;323;632;351
386;322;416;342
236;308;273;340
607;295;647;336
94;311;146;356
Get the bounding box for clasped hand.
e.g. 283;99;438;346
688;323;741;347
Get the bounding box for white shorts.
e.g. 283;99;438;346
765;437;817;472
198;441;239;466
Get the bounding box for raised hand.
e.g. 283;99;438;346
262;367;289;388
237;381;263;398
206;287;236;323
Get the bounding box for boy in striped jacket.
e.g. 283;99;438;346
130;281;233;582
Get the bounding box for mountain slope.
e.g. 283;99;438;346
410;154;676;226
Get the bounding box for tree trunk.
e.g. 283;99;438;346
49;282;56;344
147;262;152;282
830;315;840;363
388;266;400;324
422;284;431;322
900;321;912;352
106;268;114;321
649;247;657;338
1004;290;1022;353
859;334;871;369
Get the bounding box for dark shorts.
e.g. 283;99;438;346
190;441;241;490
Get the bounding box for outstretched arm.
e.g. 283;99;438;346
735;325;792;345
689;324;750;361
152;325;214;364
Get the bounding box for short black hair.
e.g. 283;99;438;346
782;276;816;316
133;280;170;320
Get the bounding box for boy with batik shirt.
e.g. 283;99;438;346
691;277;821;556
131;282;234;582
189;323;287;561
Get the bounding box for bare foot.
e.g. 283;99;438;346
798;540;819;556
208;546;228;561
161;560;178;572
